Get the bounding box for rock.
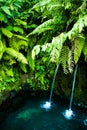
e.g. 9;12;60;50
54;62;87;107
0;91;10;106
10;90;16;99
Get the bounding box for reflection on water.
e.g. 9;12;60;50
0;96;87;130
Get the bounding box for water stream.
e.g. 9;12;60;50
69;64;78;110
63;64;78;119
41;63;60;109
49;63;60;103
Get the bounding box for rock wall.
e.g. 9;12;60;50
54;62;87;107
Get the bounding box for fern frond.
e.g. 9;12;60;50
82;42;87;62
59;46;70;74
32;0;51;12
74;35;85;64
5;48;28;64
32;45;40;60
19;63;27;73
14;34;28;41
3;55;16;65
67;15;87;39
15;19;27;26
68;45;74;73
9;36;28;51
5;68;14;77
13;26;24;34
27;19;55;36
1;28;13;38
50;33;67;63
0;40;5;60
27;50;35;70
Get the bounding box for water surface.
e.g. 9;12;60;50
0;96;87;130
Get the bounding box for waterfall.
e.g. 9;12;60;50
41;63;60;109
49;63;60;103
63;64;78;119
69;64;78;110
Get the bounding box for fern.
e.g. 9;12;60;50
9;36;28;51
68;45;74;73
67;15;87;39
74;34;85;64
49;34;64;63
27;49;35;70
83;42;87;62
31;14;87;73
14;34;28;41
27;19;55;36
13;27;24;34
5;48;28;64
59;46;70;74
19;63;27;73
15;19;27;26
32;0;51;12
3;55;16;65
0;40;5;60
1;28;13;38
5;68;14;77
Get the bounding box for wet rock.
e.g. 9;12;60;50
54;62;87;107
0;91;10;106
10;90;16;99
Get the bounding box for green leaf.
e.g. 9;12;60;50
13;27;24;34
5;68;14;77
50;33;67;63
27;50;35;70
84;15;87;26
1;6;12;16
74;35;85;64
9;36;28;51
14;34;28;41
6;26;13;31
59;46;70;74
83;43;87;61
19;63;27;73
1;28;13;38
5;48;28;64
0;40;5;60
0;12;5;21
27;19;55;36
15;19;27;26
33;45;40;56
42;43;51;52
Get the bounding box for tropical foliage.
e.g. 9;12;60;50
0;0;87;91
0;0;39;91
30;0;87;74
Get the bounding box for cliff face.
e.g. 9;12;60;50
54;62;87;107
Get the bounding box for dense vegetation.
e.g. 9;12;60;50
0;0;87;94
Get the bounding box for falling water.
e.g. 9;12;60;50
41;63;60;109
63;64;78;119
69;64;78;110
49;63;60;103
